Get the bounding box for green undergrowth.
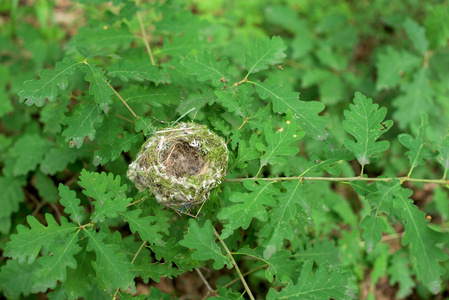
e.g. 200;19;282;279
1;0;449;299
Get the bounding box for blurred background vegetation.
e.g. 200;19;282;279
1;0;449;299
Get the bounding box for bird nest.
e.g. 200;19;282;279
127;122;228;209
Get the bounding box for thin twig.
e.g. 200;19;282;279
136;0;155;66
194;197;209;218
126;197;146;207
238;117;249;130
32;202;45;217
233;77;248;87
132;240;148;264
115;114;135;123
195;268;215;293
109;84;138;119
227;117;249;145
224;264;267;288
113;240;148;299
47;202;62;221
213;226;255;300
224;176;449;185
64;175;79;187
79;222;94;229
381;231;404;242
25;190;40;206
179;208;196;218
26;190;46;217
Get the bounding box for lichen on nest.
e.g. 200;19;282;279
127;122;228;209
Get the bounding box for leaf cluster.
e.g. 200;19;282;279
1;1;449;299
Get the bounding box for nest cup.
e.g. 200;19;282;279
127;122;228;209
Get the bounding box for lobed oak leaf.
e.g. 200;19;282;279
343;92;392;168
80;63;114;112
254;80;328;139
266;260;357;299
93;131;139;166
58;184;86;224
179;219;232;270
392;69;435;133
218;180;280;239
4;214;78;264
245;36;286;75
182;49;229;87
120;209;165;246
9;134;52;176
398;114;437;171
31;233;81;293
257;111;305;171
0;176;25;234
0;260;38;299
84;228;135;291
78;170;131;223
18;59;79;107
62;104;103;148
393;186;448;294
108;60;168;83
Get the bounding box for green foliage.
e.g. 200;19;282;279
58;184;86;224
4;214;78;264
343;92;392;170
93;131;139;165
0;260;37;299
433;186;449;221
403;18;429;55
78;170;131;223
266;260;357;299
179;219;232;270
245;36;286;75
8;134;52;176
1;0;449;299
181;49;230;87
31;233;80;293
237;246;301;284
359;181;398;253
218;180;280;239
387;250;415;298
18;59;79;106
80;62;115;111
392;69;435;133
376;47;420;90
393;186;448;293
398;114;436;174
259;180;308;257
62;104;103;148
84;227;135;292
0;176;25;234
254;81;328;139
108;60;167;83
120;209;167;246
131;256;184;284
256;111;305;172
437;134;449;178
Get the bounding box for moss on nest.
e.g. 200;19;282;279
127;122;228;209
